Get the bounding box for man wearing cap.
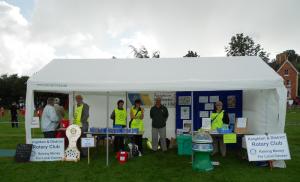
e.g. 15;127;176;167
74;95;89;157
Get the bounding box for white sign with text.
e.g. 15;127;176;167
30;138;64;161
245;134;291;161
81;137;95;148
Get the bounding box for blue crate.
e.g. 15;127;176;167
217;128;232;134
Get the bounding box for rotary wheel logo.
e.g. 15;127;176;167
250;149;257;155
71;128;77;135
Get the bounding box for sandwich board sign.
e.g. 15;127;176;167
245;134;291;161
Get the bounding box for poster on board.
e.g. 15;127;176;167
180;107;190;119
178;96;191;105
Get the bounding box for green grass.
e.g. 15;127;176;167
0;109;300;182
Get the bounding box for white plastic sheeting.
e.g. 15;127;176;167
25;57;287;143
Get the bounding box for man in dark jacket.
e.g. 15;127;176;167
150;97;169;151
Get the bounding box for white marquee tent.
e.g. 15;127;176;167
25;56;287;144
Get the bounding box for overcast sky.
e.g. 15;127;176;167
0;0;299;75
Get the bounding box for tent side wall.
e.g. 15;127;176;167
25;83;34;144
243;88;287;134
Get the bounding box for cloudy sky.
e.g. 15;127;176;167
0;0;299;75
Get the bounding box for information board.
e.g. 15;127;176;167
245;134;291;161
30;138;64;161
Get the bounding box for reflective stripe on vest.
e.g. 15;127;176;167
114;108;127;126
130;107;144;132
210;110;224;130
74;104;83;127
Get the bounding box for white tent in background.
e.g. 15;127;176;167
25;57;287;145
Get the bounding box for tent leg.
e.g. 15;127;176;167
25;87;34;144
191;91;194;164
106;92;109;167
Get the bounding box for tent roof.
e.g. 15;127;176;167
28;56;284;92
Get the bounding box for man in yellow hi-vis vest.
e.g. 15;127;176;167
74;95;89;157
110;99;127;152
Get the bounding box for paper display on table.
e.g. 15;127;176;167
204;103;214;110
199;96;208;103
199;111;209;118
223;134;237;144
209;96;219;102
180;107;190;119
183;120;192;133
201;118;211;130
178;96;191;105
237;118;247;128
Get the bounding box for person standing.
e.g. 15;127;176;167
130;99;144;155
110;99;127;152
10;102;19;128
41;98;59;138
210;101;229;157
54;98;65;126
150;97;169;152
74;95;89;157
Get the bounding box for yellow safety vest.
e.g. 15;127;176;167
114;108;127;126
210;110;224;130
74;104;83;127
130;107;144;132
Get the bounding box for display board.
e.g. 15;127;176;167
176;91;243;131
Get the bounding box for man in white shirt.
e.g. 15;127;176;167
41;98;59;138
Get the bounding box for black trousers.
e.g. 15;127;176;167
43;131;56;138
133;135;143;154
11;116;18;128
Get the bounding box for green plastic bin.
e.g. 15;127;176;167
192;150;213;172
176;135;192;155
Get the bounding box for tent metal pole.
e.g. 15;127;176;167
191;91;194;164
106;92;109;167
125;91;128;127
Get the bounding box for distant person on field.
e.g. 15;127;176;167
0;106;4;118
150;97;169;152
10;102;19;128
41;98;59;138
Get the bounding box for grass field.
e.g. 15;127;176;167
0;109;299;182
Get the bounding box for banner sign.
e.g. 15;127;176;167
245;134;291;161
30;138;64;161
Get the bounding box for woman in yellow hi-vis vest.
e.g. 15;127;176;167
210;101;229;157
110;99;127;152
130;99;144;155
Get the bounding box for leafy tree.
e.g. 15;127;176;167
0;74;29;107
129;45;160;58
184;51;199;57
225;33;270;62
